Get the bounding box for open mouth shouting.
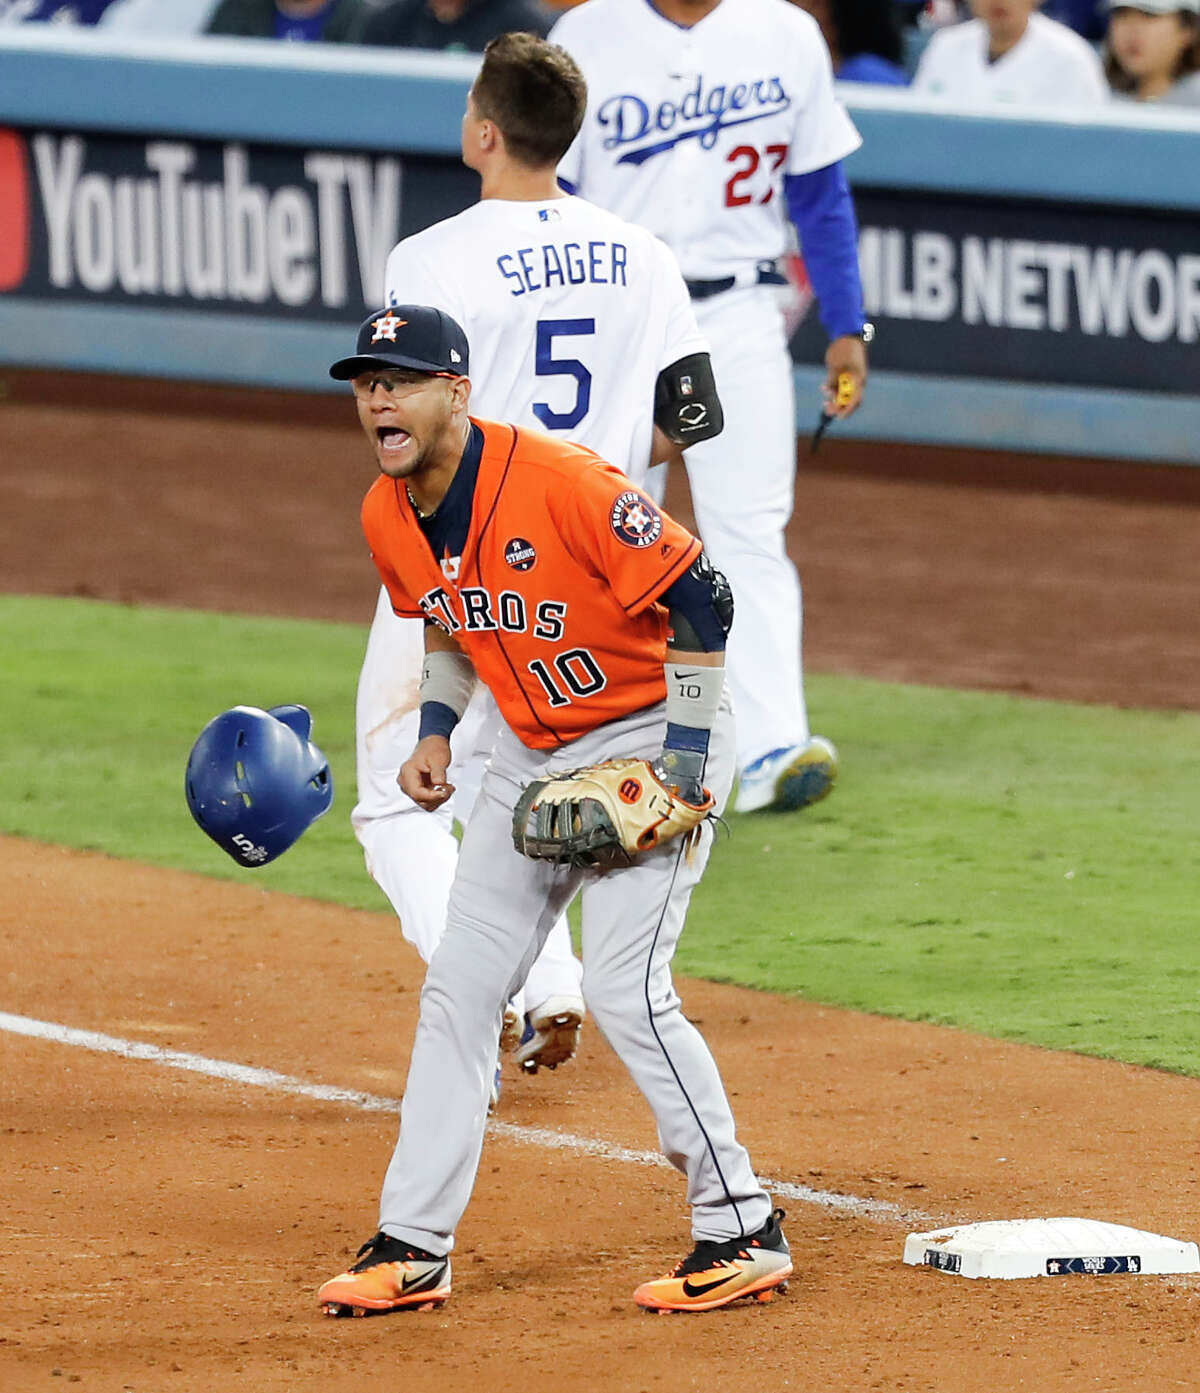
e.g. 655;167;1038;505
378;424;412;453
374;423;417;474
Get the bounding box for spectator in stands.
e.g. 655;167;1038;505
912;0;1110;105
353;0;555;52
1104;0;1200;103
100;0;220;32
0;0;117;21
793;0;909;83
205;0;367;40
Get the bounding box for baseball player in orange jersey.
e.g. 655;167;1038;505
352;34;720;1090
317;304;790;1316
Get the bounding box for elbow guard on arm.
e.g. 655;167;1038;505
661;551;734;654
654;351;725;447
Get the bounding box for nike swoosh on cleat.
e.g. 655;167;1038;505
680;1271;739;1298
397;1266;446;1296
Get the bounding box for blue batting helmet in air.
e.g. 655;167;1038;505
185;704;333;867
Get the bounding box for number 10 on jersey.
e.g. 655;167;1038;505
528;647;607;707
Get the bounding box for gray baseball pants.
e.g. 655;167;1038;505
376;696;771;1254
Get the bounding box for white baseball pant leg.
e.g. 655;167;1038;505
352;586;582;1009
684;285;810;770
377;697;772;1254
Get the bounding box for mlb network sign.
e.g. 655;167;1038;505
0;127;451;318
788;186;1200;396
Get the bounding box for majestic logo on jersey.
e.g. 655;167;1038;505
610;491;663;549
504;538;538;572
596;77;790;167
371;312;407;342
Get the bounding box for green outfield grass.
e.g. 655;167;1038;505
3;594;1198;1074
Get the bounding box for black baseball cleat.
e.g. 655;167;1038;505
633;1208;792;1312
318;1231;451;1317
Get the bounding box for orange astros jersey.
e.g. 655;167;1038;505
362;419;702;750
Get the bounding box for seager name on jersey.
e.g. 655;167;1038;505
597;76;790;166
497;239;628;298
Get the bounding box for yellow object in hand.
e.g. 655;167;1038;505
810;372;858;454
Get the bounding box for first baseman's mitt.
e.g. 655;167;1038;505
511;758;716;871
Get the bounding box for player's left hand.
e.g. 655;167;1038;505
822;335;868;419
399;736;455;811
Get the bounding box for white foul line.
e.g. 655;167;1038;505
0;1010;929;1225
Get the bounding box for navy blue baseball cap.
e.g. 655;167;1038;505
329;304;470;380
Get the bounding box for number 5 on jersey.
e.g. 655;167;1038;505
534;318;594;430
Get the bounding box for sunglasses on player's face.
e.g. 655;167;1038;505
351;368;459;398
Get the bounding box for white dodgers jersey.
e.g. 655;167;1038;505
549;0;861;281
383;195;707;481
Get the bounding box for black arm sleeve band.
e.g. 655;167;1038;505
660;551;734;652
654;351;724;446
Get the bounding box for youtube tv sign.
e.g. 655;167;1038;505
0;128;30;292
0;126;477;320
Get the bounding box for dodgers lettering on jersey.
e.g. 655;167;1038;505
382;195;705;481
597;75;790;165
363;421;702;749
496;239;627;297
548;0;861;281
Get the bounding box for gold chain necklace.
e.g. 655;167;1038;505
406;485;434;520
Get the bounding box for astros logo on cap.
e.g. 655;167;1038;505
371;313;407;342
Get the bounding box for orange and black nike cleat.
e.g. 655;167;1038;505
318;1231;451;1317
634;1208;792;1313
